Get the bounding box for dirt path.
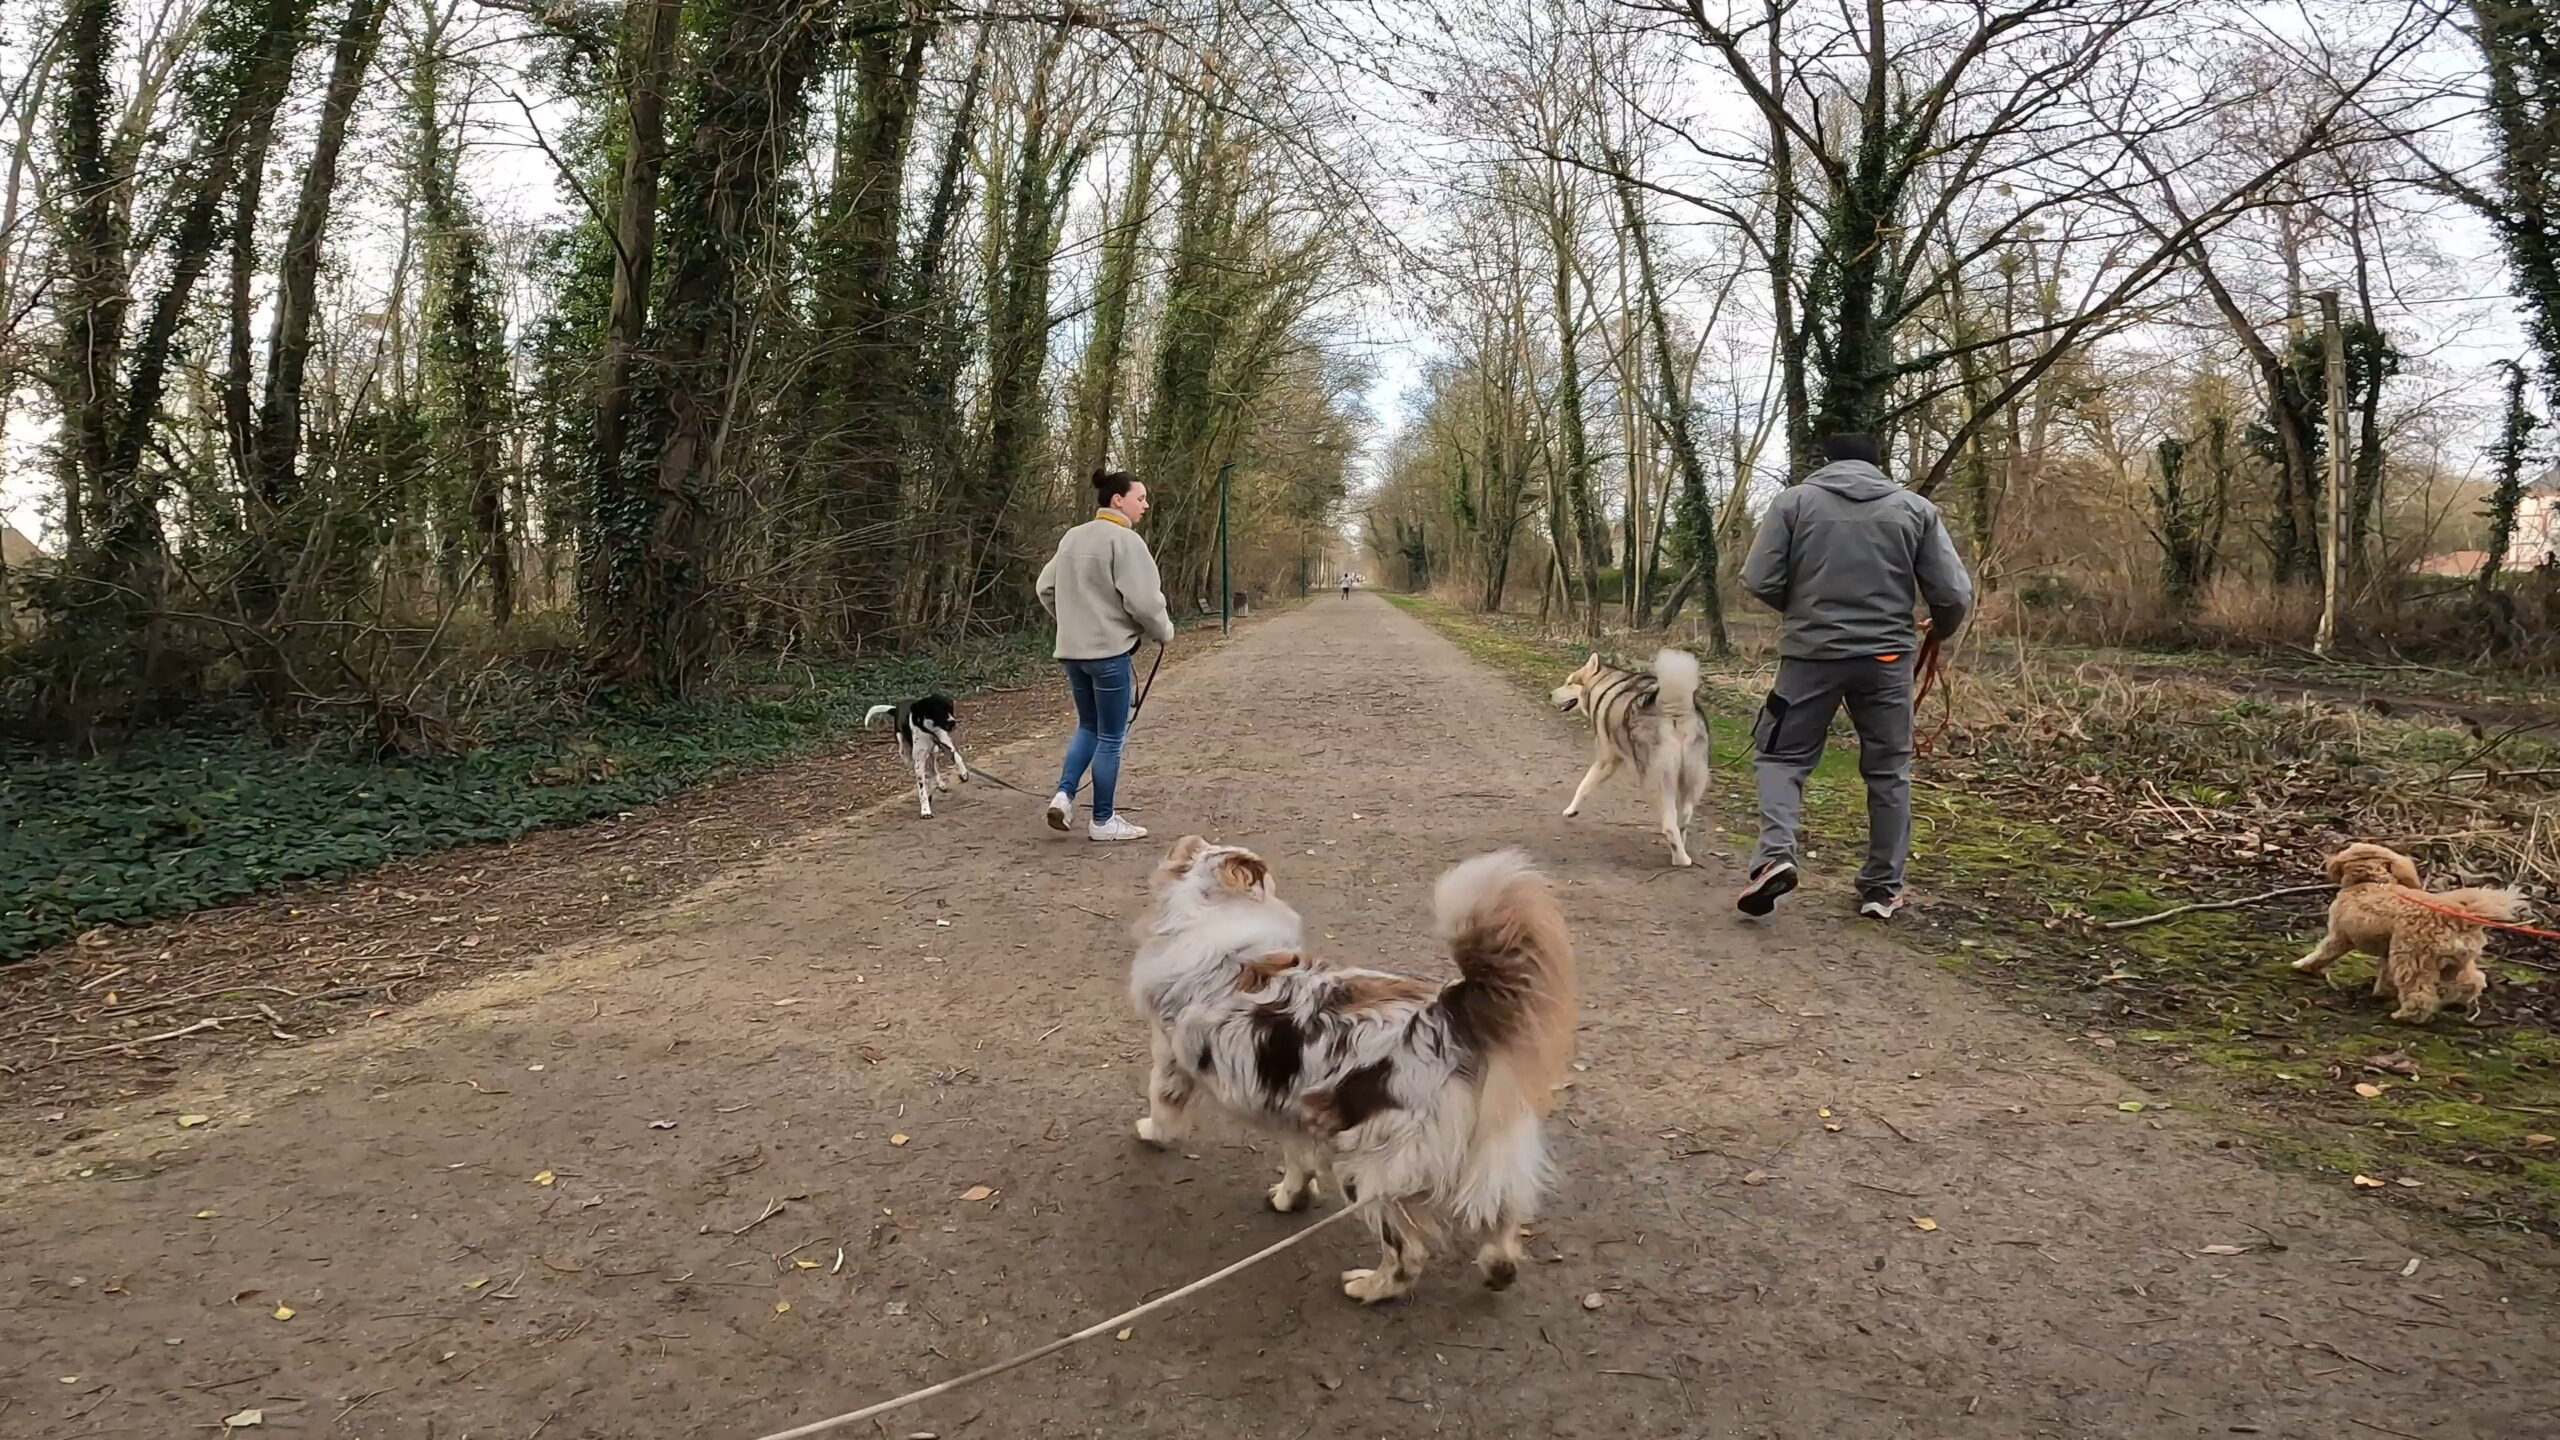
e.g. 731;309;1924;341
5;595;2554;1440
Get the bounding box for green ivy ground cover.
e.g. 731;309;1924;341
0;633;1057;960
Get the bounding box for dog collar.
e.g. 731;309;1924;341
1095;509;1131;528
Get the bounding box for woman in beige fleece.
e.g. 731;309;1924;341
1034;469;1176;840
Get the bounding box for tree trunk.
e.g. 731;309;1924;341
583;0;680;640
1544;170;1601;642
413;0;513;626
1613;154;1728;652
806;4;930;641
241;0;385;671
594;0;827;693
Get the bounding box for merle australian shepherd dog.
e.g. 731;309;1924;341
863;695;970;818
1129;836;1577;1304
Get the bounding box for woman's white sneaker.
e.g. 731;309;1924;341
1089;815;1148;842
1045;791;1073;832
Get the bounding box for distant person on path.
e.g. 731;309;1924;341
1735;432;1973;921
1037;469;1176;842
1341;573;1353;599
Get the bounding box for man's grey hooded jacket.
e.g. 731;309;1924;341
1740;460;1974;660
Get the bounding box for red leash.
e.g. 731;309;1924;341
1911;631;1951;757
2393;890;2560;943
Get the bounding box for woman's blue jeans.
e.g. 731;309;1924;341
1056;651;1134;822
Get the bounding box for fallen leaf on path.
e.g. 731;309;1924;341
1741;1170;1769;1187
2524;1135;2555;1149
464;1277;488;1290
58;1376;78;1384
1911;1217;1939;1232
2352;1083;2385;1099
1115;1328;1133;1341
884;1301;908;1316
2199;1244;2246;1256
775;1301;791;1314
2352;1174;2386;1189
272;1305;294;1321
196;1210;218;1219
2117;1102;2147;1113
1816;1108;1832;1119
533;1170;556;1186
223;1409;264;1429
2401;1257;2422;1277
959;1186;994;1202
648;1120;677;1130
1823;1122;1843;1133
1581;1292;1606;1310
794;1259;820;1269
889;1134;910;1147
178;1114;210;1128
2394;1177;2424;1188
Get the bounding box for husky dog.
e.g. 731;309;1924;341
863;695;970;818
1550;649;1712;867
1130;837;1578;1304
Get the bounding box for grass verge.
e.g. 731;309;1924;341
1389;592;2560;1239
0;632;1068;960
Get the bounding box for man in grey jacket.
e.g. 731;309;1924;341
1736;433;1973;920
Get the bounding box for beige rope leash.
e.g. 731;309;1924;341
744;1197;1377;1440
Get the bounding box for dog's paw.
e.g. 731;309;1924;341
2289;956;2325;973
1340;1267;1409;1304
1561;805;1580;819
1268;1178;1316;1213
1478;1257;1518;1291
2388;1006;2436;1025
1669;852;1694;868
1135;1116;1167;1148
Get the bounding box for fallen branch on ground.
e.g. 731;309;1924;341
2101;884;2337;930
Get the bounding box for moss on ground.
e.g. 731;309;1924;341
1391;593;2560;1237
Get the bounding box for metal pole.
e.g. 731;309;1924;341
2315;290;2346;658
1218;461;1234;636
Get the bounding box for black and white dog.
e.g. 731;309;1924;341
864;695;971;817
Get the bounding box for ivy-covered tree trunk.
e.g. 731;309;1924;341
970;26;1087;621
50;0;126;564
804;4;929;641
1544;180;1602;642
413;0;514;626
595;0;827;694
1066;74;1162;479
1613;158;1727;651
584;0;680;646
1139;96;1242;603
241;0;385;673
42;0;310;729
2472;0;2560;410
2478;360;2538;623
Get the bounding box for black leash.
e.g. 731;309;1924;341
967;639;1167;801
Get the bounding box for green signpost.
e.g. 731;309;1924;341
1218;460;1235;636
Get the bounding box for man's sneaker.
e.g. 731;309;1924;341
1736;860;1798;916
1090;815;1149;842
1858;891;1905;922
1045;791;1073;832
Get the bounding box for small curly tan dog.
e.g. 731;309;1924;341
2292;843;2524;1023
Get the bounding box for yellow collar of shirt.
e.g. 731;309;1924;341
1094;508;1131;528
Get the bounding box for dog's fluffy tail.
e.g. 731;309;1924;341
2430;886;2528;925
1430;851;1576;1230
862;704;896;729
1434;851;1578;1104
1652;648;1701;720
